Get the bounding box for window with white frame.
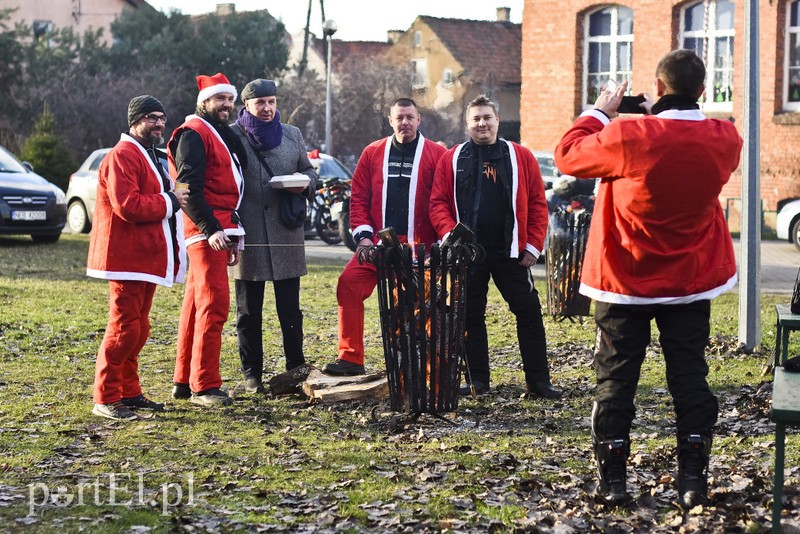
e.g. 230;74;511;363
679;0;735;109
442;68;454;87
414;31;423;48
583;5;634;108
411;59;428;89
32;20;53;41
786;0;800;110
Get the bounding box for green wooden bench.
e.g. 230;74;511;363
771;304;800;532
773;304;800;370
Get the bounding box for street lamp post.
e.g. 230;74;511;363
322;19;338;155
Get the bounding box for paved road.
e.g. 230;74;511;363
735;238;799;294
304;237;800;294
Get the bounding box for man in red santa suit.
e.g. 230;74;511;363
429;94;561;401
88;95;188;421
168;73;248;406
322;98;446;375
555;49;742;508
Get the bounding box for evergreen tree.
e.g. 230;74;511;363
20;105;76;191
108;8;289;97
0;10;25;119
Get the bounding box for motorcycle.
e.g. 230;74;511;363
333;189;357;252
306;177;351;245
546;176;597;214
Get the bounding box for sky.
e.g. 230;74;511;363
145;0;525;42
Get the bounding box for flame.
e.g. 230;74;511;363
389;268;458;409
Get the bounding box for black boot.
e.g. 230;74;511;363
594;438;631;506
677;434;712;508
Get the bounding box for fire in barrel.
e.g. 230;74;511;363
545;210;592;319
366;241;479;414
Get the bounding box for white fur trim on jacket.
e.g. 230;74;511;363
379;133;426;248
182;114;245;248
450;139;520;257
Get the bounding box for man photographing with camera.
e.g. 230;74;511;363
555;49;743;507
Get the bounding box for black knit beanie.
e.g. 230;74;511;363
127;95;166;126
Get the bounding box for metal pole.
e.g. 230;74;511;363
325;34;333;154
738;0;760;350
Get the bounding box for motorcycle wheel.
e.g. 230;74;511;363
339;210;357;252
315;206;343;245
304;201;317;240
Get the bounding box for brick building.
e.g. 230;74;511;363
520;0;800;217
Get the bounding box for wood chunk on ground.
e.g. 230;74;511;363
302;370;389;403
267;363;315;396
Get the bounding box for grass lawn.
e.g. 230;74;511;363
0;233;797;532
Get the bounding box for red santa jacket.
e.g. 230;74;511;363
555;108;742;304
349;133;446;247
87;134;186;287
169;115;244;246
429;140;549;258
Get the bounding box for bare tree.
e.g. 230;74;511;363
331;47;412;160
277;71;327;151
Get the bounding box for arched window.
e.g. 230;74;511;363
786;0;800;110
583;5;634;108
679;0;735;109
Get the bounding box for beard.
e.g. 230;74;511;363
132;123;164;147
148;132;164;146
200;104;231;125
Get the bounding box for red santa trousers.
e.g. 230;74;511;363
336;255;378;365
93;280;156;404
174;241;230;392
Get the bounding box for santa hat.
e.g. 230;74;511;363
196;73;237;105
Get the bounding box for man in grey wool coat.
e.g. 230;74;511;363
230;78;318;394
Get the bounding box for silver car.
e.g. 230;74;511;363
65;148;109;233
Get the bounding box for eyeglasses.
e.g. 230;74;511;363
144;114;167;124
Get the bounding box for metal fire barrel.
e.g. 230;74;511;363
368;243;477;414
545;210;592;318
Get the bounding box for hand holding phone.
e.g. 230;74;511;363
605;79;647;114
617;95;647;114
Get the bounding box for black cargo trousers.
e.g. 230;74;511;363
463;256;551;388
591;299;719;442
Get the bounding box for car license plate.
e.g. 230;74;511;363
11;210;46;221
